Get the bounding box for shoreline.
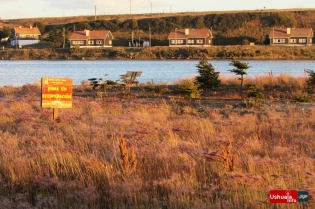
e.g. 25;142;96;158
1;45;315;61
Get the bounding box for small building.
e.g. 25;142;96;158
68;30;114;48
269;28;313;46
167;28;213;47
129;39;150;47
10;26;41;46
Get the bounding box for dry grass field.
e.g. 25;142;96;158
0;74;314;208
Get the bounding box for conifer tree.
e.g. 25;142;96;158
229;59;251;89
195;59;221;93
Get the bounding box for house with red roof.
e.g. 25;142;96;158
10;26;41;47
269;28;313;46
167;28;213;47
68;30;114;48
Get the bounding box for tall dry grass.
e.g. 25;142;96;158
0;77;314;208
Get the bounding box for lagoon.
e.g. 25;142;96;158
0;60;314;87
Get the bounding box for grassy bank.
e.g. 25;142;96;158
0;75;314;208
1;45;315;60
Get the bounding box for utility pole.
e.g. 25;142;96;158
94;5;96;20
63;27;65;49
15;34;18;50
132;30;134;47
175;28;177;46
149;26;151;47
130;0;131;17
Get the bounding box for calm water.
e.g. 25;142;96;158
0;60;314;87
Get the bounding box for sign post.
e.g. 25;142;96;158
53;108;59;119
41;77;73;119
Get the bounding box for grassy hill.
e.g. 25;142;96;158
2;8;315;46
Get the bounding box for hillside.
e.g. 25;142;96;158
2;8;315;46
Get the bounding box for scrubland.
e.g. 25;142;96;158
2;45;315;60
0;74;314;208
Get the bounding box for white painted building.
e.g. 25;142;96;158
10;26;41;46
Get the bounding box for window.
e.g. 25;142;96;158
290;39;296;43
208;40;211;44
187;39;194;44
89;40;94;44
96;40;103;44
299;39;306;43
109;40;112;45
72;41;84;45
196;39;203;44
274;39;285;43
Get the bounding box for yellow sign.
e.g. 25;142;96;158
41;77;73;108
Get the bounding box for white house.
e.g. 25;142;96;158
10;26;41;46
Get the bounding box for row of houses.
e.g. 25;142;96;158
8;26;314;48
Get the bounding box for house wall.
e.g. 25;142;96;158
308;37;313;45
70;40;87;48
205;37;212;45
169;39;187;46
70;37;113;48
271;37;312;46
271;38;289;45
169;38;212;46
11;39;40;46
104;36;113;46
88;39;106;47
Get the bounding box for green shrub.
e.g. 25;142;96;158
88;74;117;91
305;69;315;92
245;84;264;99
293;94;309;102
177;79;202;99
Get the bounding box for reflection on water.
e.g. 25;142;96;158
0;60;314;86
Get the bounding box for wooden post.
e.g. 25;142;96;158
53;108;58;119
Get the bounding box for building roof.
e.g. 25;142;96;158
14;27;41;35
69;30;113;40
168;28;211;39
269;28;313;38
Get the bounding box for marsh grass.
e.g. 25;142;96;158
0;75;314;208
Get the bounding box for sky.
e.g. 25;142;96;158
0;0;315;19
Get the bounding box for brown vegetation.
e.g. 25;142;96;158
2;45;315;60
2;8;313;26
3;8;315;49
0;75;314;208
